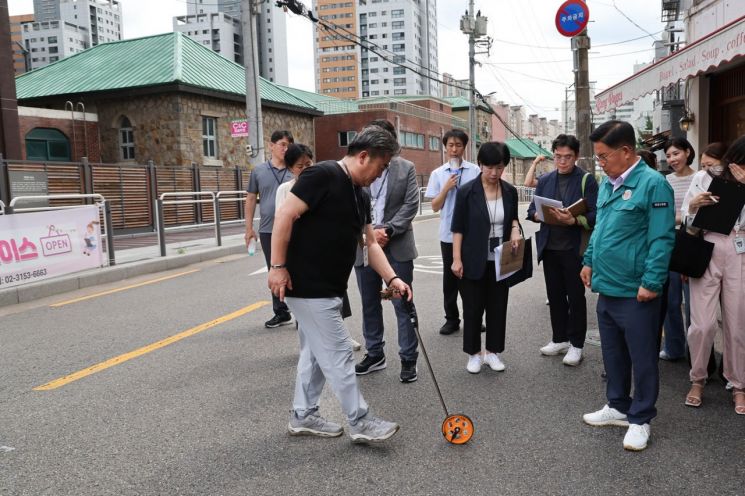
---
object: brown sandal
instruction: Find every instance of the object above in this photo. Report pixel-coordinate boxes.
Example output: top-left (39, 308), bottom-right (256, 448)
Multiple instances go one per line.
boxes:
top-left (733, 389), bottom-right (745, 415)
top-left (685, 381), bottom-right (705, 407)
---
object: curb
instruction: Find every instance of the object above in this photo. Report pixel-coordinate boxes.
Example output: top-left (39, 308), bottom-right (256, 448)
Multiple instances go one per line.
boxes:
top-left (0, 243), bottom-right (247, 308)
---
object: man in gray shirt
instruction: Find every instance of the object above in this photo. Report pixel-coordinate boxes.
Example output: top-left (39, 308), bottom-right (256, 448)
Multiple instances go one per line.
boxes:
top-left (245, 130), bottom-right (295, 328)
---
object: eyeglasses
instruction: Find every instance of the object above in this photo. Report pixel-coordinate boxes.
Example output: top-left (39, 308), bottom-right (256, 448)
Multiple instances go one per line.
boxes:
top-left (593, 147), bottom-right (625, 164)
top-left (553, 153), bottom-right (575, 163)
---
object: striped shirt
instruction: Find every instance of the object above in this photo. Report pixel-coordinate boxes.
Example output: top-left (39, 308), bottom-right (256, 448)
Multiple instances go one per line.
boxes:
top-left (666, 172), bottom-right (695, 213)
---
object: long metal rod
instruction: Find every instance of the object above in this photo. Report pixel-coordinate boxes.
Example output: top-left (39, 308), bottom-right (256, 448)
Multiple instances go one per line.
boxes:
top-left (402, 298), bottom-right (449, 417)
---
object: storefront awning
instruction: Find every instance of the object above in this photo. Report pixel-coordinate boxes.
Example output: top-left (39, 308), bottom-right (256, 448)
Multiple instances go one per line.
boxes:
top-left (595, 15), bottom-right (745, 113)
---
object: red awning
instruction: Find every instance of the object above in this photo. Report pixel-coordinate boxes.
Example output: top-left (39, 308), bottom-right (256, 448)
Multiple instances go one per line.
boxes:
top-left (595, 15), bottom-right (745, 113)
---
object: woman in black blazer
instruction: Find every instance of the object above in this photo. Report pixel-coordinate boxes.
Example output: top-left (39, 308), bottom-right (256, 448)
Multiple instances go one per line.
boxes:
top-left (451, 142), bottom-right (522, 374)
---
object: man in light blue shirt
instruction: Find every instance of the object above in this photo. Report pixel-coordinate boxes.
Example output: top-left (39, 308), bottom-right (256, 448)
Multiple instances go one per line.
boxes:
top-left (425, 129), bottom-right (480, 335)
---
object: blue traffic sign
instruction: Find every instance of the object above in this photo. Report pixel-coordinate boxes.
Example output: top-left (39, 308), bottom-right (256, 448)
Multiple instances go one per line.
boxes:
top-left (555, 0), bottom-right (590, 37)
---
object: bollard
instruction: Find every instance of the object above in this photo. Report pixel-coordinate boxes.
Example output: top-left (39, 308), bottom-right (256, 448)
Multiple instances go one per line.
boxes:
top-left (214, 196), bottom-right (222, 247)
top-left (103, 200), bottom-right (116, 266)
top-left (156, 198), bottom-right (166, 257)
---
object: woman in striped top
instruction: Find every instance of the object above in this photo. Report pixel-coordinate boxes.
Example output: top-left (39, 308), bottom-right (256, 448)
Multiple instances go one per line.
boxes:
top-left (660, 138), bottom-right (697, 362)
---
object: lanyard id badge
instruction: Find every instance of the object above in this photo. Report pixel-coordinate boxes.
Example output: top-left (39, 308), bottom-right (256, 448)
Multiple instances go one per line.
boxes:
top-left (734, 236), bottom-right (745, 255)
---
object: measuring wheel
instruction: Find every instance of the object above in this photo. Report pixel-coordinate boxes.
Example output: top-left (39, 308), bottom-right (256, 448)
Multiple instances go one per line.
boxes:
top-left (441, 414), bottom-right (474, 445)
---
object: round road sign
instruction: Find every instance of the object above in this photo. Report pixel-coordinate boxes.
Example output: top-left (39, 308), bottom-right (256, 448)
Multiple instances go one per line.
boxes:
top-left (555, 0), bottom-right (590, 37)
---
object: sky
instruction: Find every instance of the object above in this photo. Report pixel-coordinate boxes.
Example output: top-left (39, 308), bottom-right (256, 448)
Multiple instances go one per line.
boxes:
top-left (8, 0), bottom-right (667, 121)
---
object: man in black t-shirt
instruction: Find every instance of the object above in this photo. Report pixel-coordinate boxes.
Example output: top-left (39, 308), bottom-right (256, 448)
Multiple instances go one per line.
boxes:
top-left (269, 126), bottom-right (412, 443)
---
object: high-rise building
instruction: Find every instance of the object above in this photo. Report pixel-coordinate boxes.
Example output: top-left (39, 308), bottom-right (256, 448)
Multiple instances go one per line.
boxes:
top-left (440, 73), bottom-right (468, 99)
top-left (21, 0), bottom-right (122, 71)
top-left (10, 14), bottom-right (34, 74)
top-left (174, 0), bottom-right (288, 84)
top-left (314, 0), bottom-right (439, 99)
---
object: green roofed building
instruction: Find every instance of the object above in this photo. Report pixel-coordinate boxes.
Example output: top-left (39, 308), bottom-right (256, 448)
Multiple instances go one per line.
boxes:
top-left (14, 32), bottom-right (321, 166)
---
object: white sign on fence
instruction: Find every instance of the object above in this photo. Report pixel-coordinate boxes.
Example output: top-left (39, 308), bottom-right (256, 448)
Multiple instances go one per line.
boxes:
top-left (0, 205), bottom-right (104, 289)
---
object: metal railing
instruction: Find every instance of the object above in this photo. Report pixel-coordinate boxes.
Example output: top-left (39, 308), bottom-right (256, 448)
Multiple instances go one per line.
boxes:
top-left (155, 191), bottom-right (248, 256)
top-left (516, 186), bottom-right (536, 203)
top-left (8, 194), bottom-right (116, 266)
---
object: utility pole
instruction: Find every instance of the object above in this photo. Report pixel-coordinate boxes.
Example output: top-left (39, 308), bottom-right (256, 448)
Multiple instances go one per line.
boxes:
top-left (573, 22), bottom-right (592, 171)
top-left (460, 2), bottom-right (489, 161)
top-left (0, 0), bottom-right (22, 206)
top-left (241, 0), bottom-right (264, 168)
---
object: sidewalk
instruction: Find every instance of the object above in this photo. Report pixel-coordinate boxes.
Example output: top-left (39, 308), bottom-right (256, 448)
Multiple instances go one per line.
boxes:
top-left (0, 207), bottom-right (438, 307)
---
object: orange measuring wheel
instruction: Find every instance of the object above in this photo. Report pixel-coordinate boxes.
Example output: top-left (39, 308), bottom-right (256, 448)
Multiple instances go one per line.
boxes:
top-left (441, 414), bottom-right (474, 445)
top-left (381, 290), bottom-right (475, 445)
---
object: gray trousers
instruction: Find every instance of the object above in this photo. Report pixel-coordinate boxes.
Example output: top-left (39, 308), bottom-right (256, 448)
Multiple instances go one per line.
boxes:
top-left (286, 296), bottom-right (369, 424)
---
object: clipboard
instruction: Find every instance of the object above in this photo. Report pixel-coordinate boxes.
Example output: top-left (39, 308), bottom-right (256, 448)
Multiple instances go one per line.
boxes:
top-left (495, 238), bottom-right (524, 281)
top-left (533, 195), bottom-right (563, 222)
top-left (691, 176), bottom-right (745, 235)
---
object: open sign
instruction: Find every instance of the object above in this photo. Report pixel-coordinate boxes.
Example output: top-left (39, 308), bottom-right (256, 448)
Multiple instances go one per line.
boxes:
top-left (231, 119), bottom-right (250, 138)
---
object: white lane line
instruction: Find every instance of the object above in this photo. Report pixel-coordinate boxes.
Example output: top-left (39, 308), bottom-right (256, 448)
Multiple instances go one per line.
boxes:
top-left (0, 446), bottom-right (15, 453)
top-left (250, 266), bottom-right (268, 276)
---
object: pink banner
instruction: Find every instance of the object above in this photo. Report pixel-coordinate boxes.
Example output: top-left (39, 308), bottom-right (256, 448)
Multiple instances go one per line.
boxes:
top-left (0, 206), bottom-right (104, 289)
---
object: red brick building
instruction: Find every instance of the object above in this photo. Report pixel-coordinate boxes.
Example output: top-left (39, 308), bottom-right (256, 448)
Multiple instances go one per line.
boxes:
top-left (18, 106), bottom-right (101, 162)
top-left (313, 96), bottom-right (468, 180)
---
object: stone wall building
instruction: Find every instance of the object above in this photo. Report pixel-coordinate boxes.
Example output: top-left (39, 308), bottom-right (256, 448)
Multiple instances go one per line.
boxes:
top-left (14, 32), bottom-right (320, 168)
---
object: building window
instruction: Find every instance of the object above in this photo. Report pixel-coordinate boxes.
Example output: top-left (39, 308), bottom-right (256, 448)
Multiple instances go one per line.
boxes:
top-left (25, 128), bottom-right (71, 161)
top-left (338, 130), bottom-right (357, 147)
top-left (202, 116), bottom-right (217, 158)
top-left (119, 116), bottom-right (135, 160)
top-left (429, 136), bottom-right (441, 151)
top-left (401, 131), bottom-right (424, 149)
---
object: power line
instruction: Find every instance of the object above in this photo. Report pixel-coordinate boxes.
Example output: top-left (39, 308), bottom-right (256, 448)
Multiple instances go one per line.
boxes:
top-left (483, 64), bottom-right (570, 86)
top-left (491, 31), bottom-right (663, 50)
top-left (486, 46), bottom-right (654, 65)
top-left (610, 0), bottom-right (659, 42)
top-left (277, 0), bottom-right (550, 155)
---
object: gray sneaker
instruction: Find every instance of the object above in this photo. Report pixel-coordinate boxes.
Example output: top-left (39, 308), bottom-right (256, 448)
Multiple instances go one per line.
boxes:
top-left (349, 414), bottom-right (399, 443)
top-left (288, 412), bottom-right (343, 438)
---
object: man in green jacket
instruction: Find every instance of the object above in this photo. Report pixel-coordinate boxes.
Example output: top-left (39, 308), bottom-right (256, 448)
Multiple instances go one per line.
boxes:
top-left (579, 120), bottom-right (675, 452)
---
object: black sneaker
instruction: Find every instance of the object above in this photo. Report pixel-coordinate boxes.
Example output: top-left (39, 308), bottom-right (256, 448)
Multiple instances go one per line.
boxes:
top-left (400, 360), bottom-right (417, 383)
top-left (356, 354), bottom-right (386, 375)
top-left (439, 321), bottom-right (460, 335)
top-left (265, 313), bottom-right (293, 328)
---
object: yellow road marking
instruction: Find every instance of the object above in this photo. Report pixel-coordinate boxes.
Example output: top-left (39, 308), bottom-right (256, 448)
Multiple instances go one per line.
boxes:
top-left (50, 269), bottom-right (201, 307)
top-left (34, 301), bottom-right (269, 391)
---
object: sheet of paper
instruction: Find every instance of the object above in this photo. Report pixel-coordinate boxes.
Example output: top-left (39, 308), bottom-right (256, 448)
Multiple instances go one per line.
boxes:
top-left (533, 195), bottom-right (564, 222)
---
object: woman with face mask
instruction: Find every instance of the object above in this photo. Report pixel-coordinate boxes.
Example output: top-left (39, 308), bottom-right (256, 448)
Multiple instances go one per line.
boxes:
top-left (681, 136), bottom-right (745, 415)
top-left (659, 138), bottom-right (697, 361)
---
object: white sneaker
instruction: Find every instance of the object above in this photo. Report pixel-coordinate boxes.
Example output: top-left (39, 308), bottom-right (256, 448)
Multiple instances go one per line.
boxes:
top-left (563, 346), bottom-right (583, 366)
top-left (483, 352), bottom-right (505, 372)
top-left (540, 341), bottom-right (570, 356)
top-left (349, 338), bottom-right (362, 351)
top-left (582, 405), bottom-right (629, 427)
top-left (466, 354), bottom-right (483, 374)
top-left (623, 423), bottom-right (651, 451)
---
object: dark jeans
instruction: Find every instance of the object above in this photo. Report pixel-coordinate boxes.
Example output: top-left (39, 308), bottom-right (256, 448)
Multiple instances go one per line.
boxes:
top-left (440, 241), bottom-right (461, 324)
top-left (662, 270), bottom-right (691, 358)
top-left (459, 261), bottom-right (509, 355)
top-left (542, 249), bottom-right (587, 348)
top-left (597, 295), bottom-right (661, 425)
top-left (259, 232), bottom-right (290, 318)
top-left (354, 256), bottom-right (418, 362)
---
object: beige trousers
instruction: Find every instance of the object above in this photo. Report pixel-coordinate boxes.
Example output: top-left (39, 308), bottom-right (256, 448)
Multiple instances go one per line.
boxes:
top-left (688, 230), bottom-right (745, 389)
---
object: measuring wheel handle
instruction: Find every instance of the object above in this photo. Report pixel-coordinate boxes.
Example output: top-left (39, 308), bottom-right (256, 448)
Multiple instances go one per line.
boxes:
top-left (441, 414), bottom-right (474, 445)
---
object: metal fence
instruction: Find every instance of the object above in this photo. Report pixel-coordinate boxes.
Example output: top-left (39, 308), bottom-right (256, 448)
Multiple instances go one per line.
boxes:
top-left (1, 158), bottom-right (250, 234)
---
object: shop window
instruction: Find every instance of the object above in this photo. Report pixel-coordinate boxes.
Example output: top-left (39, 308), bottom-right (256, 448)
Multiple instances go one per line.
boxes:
top-left (25, 128), bottom-right (70, 161)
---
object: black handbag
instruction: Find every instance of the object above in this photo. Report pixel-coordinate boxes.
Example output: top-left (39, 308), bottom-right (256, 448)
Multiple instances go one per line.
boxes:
top-left (669, 222), bottom-right (714, 278)
top-left (506, 226), bottom-right (533, 287)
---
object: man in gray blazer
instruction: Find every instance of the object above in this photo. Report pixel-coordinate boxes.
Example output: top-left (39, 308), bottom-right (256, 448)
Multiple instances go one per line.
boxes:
top-left (354, 120), bottom-right (420, 383)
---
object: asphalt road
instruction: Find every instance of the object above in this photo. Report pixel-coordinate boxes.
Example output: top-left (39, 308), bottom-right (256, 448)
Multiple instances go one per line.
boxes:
top-left (1, 213), bottom-right (743, 496)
